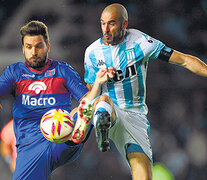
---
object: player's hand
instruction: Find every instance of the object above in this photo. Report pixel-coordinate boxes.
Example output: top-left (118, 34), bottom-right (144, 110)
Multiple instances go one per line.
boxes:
top-left (96, 67), bottom-right (115, 84)
top-left (0, 104), bottom-right (2, 109)
top-left (107, 67), bottom-right (116, 79)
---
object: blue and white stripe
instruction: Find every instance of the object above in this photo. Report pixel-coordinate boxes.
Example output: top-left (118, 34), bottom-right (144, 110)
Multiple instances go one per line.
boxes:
top-left (84, 29), bottom-right (165, 115)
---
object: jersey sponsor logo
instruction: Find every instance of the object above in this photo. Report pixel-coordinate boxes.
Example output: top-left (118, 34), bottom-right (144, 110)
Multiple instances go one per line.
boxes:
top-left (15, 77), bottom-right (67, 96)
top-left (108, 63), bottom-right (137, 83)
top-left (22, 74), bottom-right (35, 78)
top-left (22, 95), bottom-right (56, 106)
top-left (125, 49), bottom-right (136, 60)
top-left (97, 59), bottom-right (105, 68)
top-left (148, 39), bottom-right (153, 43)
top-left (28, 81), bottom-right (47, 94)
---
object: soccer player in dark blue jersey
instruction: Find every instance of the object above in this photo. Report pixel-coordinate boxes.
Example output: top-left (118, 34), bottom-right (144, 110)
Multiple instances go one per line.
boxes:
top-left (0, 20), bottom-right (114, 180)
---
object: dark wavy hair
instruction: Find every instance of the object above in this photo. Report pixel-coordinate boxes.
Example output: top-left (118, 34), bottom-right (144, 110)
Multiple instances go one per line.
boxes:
top-left (20, 20), bottom-right (49, 45)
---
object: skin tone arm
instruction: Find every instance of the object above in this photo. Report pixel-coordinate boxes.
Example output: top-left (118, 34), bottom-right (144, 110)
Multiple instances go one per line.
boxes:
top-left (0, 140), bottom-right (12, 157)
top-left (0, 105), bottom-right (15, 172)
top-left (86, 67), bottom-right (116, 91)
top-left (0, 140), bottom-right (16, 172)
top-left (86, 83), bottom-right (93, 91)
top-left (169, 50), bottom-right (207, 77)
top-left (84, 67), bottom-right (115, 99)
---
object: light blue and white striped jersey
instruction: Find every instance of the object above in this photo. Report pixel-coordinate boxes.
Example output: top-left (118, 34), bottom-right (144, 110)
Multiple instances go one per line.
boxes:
top-left (84, 29), bottom-right (165, 115)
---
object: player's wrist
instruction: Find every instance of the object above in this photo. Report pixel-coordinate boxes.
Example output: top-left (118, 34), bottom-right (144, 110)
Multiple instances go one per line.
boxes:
top-left (94, 78), bottom-right (102, 87)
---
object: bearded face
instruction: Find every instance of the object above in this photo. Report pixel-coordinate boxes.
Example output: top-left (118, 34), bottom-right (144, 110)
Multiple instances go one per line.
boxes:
top-left (23, 35), bottom-right (50, 70)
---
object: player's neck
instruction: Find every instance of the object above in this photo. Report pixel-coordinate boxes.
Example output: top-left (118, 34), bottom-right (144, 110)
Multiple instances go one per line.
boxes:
top-left (102, 30), bottom-right (126, 46)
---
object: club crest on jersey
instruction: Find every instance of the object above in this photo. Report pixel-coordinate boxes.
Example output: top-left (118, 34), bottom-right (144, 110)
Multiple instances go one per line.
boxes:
top-left (45, 69), bottom-right (55, 77)
top-left (125, 49), bottom-right (136, 60)
top-left (28, 81), bottom-right (47, 94)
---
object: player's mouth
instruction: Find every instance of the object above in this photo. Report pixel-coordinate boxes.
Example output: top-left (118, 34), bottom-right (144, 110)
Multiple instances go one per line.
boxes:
top-left (104, 34), bottom-right (111, 40)
top-left (30, 57), bottom-right (40, 62)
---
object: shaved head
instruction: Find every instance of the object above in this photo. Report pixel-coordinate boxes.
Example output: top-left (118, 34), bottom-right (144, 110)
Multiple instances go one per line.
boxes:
top-left (100, 3), bottom-right (128, 45)
top-left (102, 3), bottom-right (128, 21)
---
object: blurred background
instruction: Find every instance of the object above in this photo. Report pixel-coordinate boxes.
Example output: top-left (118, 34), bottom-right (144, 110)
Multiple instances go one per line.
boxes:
top-left (0, 0), bottom-right (207, 179)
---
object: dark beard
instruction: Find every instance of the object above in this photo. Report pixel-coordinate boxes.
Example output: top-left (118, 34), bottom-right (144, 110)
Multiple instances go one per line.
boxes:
top-left (113, 30), bottom-right (125, 45)
top-left (26, 57), bottom-right (47, 69)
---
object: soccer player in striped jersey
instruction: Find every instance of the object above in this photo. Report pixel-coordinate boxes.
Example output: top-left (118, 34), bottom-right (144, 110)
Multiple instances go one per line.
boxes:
top-left (83, 3), bottom-right (207, 180)
top-left (0, 20), bottom-right (113, 180)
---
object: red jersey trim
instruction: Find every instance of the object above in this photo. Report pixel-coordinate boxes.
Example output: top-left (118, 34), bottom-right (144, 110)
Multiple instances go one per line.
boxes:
top-left (15, 77), bottom-right (68, 96)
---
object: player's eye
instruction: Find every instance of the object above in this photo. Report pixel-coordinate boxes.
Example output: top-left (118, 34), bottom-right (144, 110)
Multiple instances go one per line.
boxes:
top-left (36, 45), bottom-right (42, 49)
top-left (109, 22), bottom-right (115, 26)
top-left (36, 43), bottom-right (44, 49)
top-left (25, 45), bottom-right (32, 49)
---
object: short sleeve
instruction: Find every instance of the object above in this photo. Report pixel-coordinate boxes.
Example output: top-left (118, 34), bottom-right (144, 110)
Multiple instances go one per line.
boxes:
top-left (84, 48), bottom-right (99, 85)
top-left (0, 65), bottom-right (15, 96)
top-left (141, 33), bottom-right (165, 60)
top-left (62, 64), bottom-right (88, 102)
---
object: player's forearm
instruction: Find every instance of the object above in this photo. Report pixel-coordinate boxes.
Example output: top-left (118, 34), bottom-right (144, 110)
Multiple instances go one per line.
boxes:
top-left (183, 55), bottom-right (207, 77)
top-left (84, 79), bottom-right (101, 100)
top-left (170, 50), bottom-right (207, 77)
top-left (0, 141), bottom-right (12, 157)
top-left (82, 67), bottom-right (115, 100)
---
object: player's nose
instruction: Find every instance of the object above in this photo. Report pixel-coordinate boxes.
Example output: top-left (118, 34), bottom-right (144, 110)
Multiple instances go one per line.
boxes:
top-left (103, 24), bottom-right (110, 33)
top-left (31, 47), bottom-right (37, 56)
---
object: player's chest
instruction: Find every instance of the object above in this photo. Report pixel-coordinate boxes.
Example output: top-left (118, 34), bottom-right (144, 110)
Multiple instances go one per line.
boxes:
top-left (15, 69), bottom-right (67, 96)
top-left (95, 44), bottom-right (144, 69)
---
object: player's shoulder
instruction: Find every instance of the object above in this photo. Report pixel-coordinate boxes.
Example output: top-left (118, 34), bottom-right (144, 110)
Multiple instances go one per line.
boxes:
top-left (127, 28), bottom-right (161, 45)
top-left (7, 61), bottom-right (25, 69)
top-left (51, 59), bottom-right (72, 69)
top-left (85, 38), bottom-right (102, 53)
top-left (51, 59), bottom-right (78, 76)
top-left (5, 62), bottom-right (26, 74)
top-left (127, 28), bottom-right (143, 35)
top-left (127, 29), bottom-right (147, 40)
top-left (51, 59), bottom-right (66, 66)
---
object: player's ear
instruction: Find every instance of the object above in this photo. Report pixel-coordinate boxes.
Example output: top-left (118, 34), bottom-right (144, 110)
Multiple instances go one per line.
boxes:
top-left (22, 45), bottom-right (25, 54)
top-left (122, 20), bottom-right (128, 30)
top-left (47, 43), bottom-right (50, 52)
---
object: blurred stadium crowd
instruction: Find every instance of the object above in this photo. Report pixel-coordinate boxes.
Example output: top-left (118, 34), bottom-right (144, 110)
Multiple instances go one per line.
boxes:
top-left (0, 0), bottom-right (207, 179)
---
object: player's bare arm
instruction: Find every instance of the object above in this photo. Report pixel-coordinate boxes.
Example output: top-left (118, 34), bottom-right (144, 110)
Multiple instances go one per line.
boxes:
top-left (84, 67), bottom-right (115, 100)
top-left (0, 141), bottom-right (12, 158)
top-left (169, 50), bottom-right (207, 77)
top-left (86, 67), bottom-right (116, 91)
top-left (86, 83), bottom-right (93, 91)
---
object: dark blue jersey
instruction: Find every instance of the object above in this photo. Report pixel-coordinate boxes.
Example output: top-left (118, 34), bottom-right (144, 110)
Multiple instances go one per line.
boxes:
top-left (0, 59), bottom-right (88, 146)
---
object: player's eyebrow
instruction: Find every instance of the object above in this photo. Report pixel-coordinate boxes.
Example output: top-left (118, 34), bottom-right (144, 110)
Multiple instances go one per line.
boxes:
top-left (25, 41), bottom-right (44, 46)
top-left (100, 19), bottom-right (116, 23)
